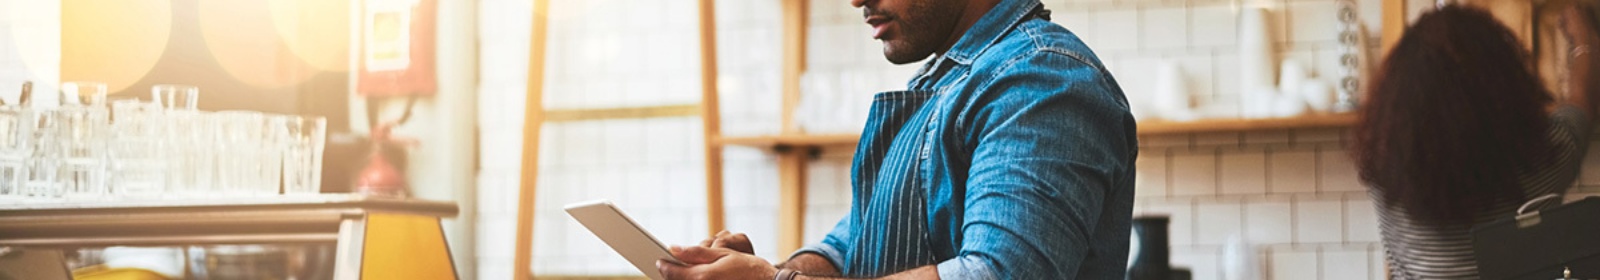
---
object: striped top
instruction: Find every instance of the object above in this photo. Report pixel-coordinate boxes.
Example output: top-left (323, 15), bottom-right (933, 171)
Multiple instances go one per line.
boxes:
top-left (1373, 105), bottom-right (1592, 279)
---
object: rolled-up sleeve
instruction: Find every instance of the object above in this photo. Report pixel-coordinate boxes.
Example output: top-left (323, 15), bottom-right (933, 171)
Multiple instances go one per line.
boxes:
top-left (791, 209), bottom-right (854, 270)
top-left (937, 51), bottom-right (1133, 279)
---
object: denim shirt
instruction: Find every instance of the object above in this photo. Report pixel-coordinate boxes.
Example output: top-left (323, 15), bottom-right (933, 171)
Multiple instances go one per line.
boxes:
top-left (791, 0), bottom-right (1137, 279)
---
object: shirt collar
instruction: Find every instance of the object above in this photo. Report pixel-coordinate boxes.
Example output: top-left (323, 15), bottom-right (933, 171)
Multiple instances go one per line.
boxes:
top-left (937, 0), bottom-right (1042, 65)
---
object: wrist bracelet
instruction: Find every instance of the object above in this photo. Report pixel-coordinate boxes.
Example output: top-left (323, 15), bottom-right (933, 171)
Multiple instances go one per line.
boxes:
top-left (774, 268), bottom-right (801, 280)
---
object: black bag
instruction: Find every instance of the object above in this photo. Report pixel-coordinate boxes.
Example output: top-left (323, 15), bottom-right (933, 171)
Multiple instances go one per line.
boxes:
top-left (1473, 196), bottom-right (1600, 279)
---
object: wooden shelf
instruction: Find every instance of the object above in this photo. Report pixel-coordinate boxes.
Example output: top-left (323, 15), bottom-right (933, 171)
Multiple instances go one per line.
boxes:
top-left (1136, 113), bottom-right (1358, 135)
top-left (712, 114), bottom-right (1358, 149)
top-left (716, 133), bottom-right (860, 148)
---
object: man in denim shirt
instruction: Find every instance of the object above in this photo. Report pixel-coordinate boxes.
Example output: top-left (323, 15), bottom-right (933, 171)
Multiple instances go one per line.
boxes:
top-left (657, 0), bottom-right (1135, 279)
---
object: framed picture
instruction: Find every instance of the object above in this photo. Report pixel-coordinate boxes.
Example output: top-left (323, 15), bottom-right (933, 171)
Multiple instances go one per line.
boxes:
top-left (357, 0), bottom-right (436, 96)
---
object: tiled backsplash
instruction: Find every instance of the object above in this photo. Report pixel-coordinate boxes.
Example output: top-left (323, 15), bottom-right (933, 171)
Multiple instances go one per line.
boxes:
top-left (1136, 129), bottom-right (1384, 280)
top-left (1048, 0), bottom-right (1383, 120)
top-left (1137, 129), bottom-right (1600, 280)
top-left (476, 0), bottom-right (1600, 279)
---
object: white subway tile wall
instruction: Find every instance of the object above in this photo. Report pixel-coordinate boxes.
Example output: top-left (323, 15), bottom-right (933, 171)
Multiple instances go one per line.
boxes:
top-left (1134, 152), bottom-right (1168, 197)
top-left (1268, 250), bottom-right (1318, 280)
top-left (716, 0), bottom-right (783, 137)
top-left (1243, 199), bottom-right (1293, 244)
top-left (1219, 149), bottom-right (1267, 195)
top-left (0, 0), bottom-right (60, 99)
top-left (1321, 247), bottom-right (1373, 280)
top-left (1294, 197), bottom-right (1345, 244)
top-left (478, 0), bottom-right (722, 276)
top-left (1195, 199), bottom-right (1244, 246)
top-left (474, 0), bottom-right (1600, 279)
top-left (1169, 149), bottom-right (1219, 196)
top-left (1268, 146), bottom-right (1318, 194)
top-left (1171, 247), bottom-right (1221, 280)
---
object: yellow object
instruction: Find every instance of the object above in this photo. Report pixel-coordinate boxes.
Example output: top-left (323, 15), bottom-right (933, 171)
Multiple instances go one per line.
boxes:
top-left (361, 213), bottom-right (458, 280)
top-left (72, 266), bottom-right (170, 280)
top-left (61, 0), bottom-right (173, 94)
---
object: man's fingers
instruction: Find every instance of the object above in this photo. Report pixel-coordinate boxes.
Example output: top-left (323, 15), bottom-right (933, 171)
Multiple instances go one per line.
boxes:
top-left (725, 233), bottom-right (754, 254)
top-left (672, 245), bottom-right (733, 265)
top-left (703, 231), bottom-right (754, 254)
top-left (656, 260), bottom-right (692, 280)
top-left (700, 230), bottom-right (731, 248)
top-left (709, 230), bottom-right (732, 247)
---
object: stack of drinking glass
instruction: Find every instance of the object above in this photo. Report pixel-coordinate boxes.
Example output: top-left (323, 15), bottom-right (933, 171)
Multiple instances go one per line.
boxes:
top-left (0, 83), bottom-right (327, 202)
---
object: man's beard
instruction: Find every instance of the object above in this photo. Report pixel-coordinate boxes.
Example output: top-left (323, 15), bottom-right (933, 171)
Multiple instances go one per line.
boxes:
top-left (878, 0), bottom-right (962, 65)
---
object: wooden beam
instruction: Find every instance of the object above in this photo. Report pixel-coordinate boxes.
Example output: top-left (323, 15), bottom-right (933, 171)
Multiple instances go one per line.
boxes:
top-left (781, 0), bottom-right (808, 134)
top-left (1381, 0), bottom-right (1406, 54)
top-left (716, 134), bottom-right (860, 148)
top-left (698, 0), bottom-right (727, 237)
top-left (775, 151), bottom-right (807, 258)
top-left (543, 104), bottom-right (701, 122)
top-left (775, 0), bottom-right (811, 258)
top-left (513, 0), bottom-right (550, 279)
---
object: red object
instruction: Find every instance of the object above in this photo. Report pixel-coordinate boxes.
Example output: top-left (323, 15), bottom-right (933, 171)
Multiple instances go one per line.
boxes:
top-left (356, 0), bottom-right (437, 96)
top-left (355, 150), bottom-right (407, 197)
top-left (354, 123), bottom-right (410, 197)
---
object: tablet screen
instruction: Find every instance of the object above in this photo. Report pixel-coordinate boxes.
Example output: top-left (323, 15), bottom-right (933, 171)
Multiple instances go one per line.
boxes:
top-left (564, 200), bottom-right (682, 280)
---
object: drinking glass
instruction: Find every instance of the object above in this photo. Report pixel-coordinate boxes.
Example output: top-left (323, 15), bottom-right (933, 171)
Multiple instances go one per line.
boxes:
top-left (54, 82), bottom-right (110, 199)
top-left (152, 85), bottom-right (202, 195)
top-left (152, 85), bottom-right (199, 111)
top-left (57, 106), bottom-right (109, 200)
top-left (109, 100), bottom-right (167, 197)
top-left (214, 111), bottom-right (272, 196)
top-left (165, 110), bottom-right (213, 196)
top-left (23, 108), bottom-right (62, 198)
top-left (259, 115), bottom-right (285, 195)
top-left (277, 115), bottom-right (326, 195)
top-left (0, 105), bottom-right (27, 200)
top-left (60, 82), bottom-right (108, 107)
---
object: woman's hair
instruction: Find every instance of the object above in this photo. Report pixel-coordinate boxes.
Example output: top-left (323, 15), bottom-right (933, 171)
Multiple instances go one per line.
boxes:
top-left (1352, 5), bottom-right (1554, 223)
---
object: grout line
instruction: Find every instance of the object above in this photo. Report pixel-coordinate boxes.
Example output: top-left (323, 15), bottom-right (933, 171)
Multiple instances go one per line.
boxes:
top-left (1313, 144), bottom-right (1324, 193)
top-left (1315, 245), bottom-right (1325, 280)
top-left (1213, 147), bottom-right (1223, 198)
top-left (1340, 195), bottom-right (1350, 245)
top-left (1289, 195), bottom-right (1300, 244)
top-left (1265, 146), bottom-right (1276, 194)
top-left (1187, 198), bottom-right (1200, 247)
top-left (1165, 148), bottom-right (1176, 199)
top-left (1264, 247), bottom-right (1275, 279)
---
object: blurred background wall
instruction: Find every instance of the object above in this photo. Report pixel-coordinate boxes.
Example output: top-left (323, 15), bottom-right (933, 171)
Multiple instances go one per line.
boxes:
top-left (48, 0), bottom-right (480, 278)
top-left (6, 0), bottom-right (1599, 279)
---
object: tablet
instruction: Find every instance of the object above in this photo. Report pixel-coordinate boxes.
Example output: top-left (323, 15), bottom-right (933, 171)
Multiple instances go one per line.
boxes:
top-left (564, 199), bottom-right (683, 280)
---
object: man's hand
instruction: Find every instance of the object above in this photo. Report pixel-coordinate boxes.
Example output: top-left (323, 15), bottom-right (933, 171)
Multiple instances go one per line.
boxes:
top-left (656, 246), bottom-right (777, 280)
top-left (1565, 1), bottom-right (1600, 116)
top-left (1564, 2), bottom-right (1600, 47)
top-left (696, 230), bottom-right (755, 255)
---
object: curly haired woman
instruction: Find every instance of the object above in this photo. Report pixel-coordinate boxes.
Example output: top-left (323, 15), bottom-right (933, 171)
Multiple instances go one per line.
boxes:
top-left (1352, 4), bottom-right (1600, 279)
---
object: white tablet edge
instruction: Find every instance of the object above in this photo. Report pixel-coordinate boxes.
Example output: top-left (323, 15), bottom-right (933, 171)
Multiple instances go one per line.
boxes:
top-left (564, 199), bottom-right (683, 280)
